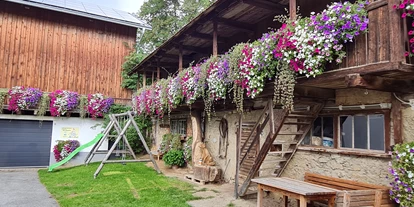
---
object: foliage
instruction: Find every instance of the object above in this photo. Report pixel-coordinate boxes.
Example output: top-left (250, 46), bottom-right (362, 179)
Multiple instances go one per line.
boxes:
top-left (37, 93), bottom-right (50, 117)
top-left (163, 149), bottom-right (185, 167)
top-left (121, 50), bottom-right (146, 90)
top-left (183, 136), bottom-right (193, 164)
top-left (8, 86), bottom-right (42, 112)
top-left (389, 142), bottom-right (414, 206)
top-left (102, 104), bottom-right (152, 154)
top-left (87, 93), bottom-right (114, 119)
top-left (0, 89), bottom-right (8, 114)
top-left (38, 163), bottom-right (198, 207)
top-left (53, 140), bottom-right (80, 162)
top-left (138, 0), bottom-right (214, 52)
top-left (133, 1), bottom-right (370, 118)
top-left (78, 95), bottom-right (88, 118)
top-left (49, 90), bottom-right (79, 116)
top-left (394, 0), bottom-right (414, 57)
top-left (159, 133), bottom-right (173, 154)
top-left (170, 134), bottom-right (182, 150)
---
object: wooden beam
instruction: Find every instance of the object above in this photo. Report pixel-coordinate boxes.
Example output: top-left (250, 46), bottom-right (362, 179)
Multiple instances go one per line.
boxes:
top-left (151, 72), bottom-right (155, 84)
top-left (289, 0), bottom-right (296, 20)
top-left (215, 17), bottom-right (255, 32)
top-left (179, 44), bottom-right (209, 54)
top-left (242, 0), bottom-right (286, 13)
top-left (297, 62), bottom-right (400, 86)
top-left (345, 73), bottom-right (414, 94)
top-left (179, 44), bottom-right (183, 71)
top-left (392, 95), bottom-right (403, 145)
top-left (213, 21), bottom-right (218, 57)
top-left (188, 32), bottom-right (226, 43)
top-left (156, 53), bottom-right (192, 61)
top-left (235, 113), bottom-right (242, 198)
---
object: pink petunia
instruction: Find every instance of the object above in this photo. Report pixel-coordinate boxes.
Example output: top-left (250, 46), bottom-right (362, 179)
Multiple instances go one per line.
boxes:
top-left (409, 31), bottom-right (414, 35)
top-left (402, 13), bottom-right (407, 18)
top-left (393, 4), bottom-right (397, 9)
top-left (400, 3), bottom-right (406, 9)
top-left (405, 51), bottom-right (410, 57)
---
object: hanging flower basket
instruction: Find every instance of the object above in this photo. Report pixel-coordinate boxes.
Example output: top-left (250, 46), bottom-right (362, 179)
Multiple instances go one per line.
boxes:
top-left (8, 86), bottom-right (43, 112)
top-left (49, 90), bottom-right (79, 116)
top-left (53, 140), bottom-right (80, 162)
top-left (87, 93), bottom-right (114, 119)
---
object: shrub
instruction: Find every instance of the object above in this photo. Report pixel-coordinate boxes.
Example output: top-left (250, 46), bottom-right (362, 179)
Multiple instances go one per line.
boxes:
top-left (183, 137), bottom-right (193, 165)
top-left (389, 142), bottom-right (414, 205)
top-left (163, 149), bottom-right (185, 167)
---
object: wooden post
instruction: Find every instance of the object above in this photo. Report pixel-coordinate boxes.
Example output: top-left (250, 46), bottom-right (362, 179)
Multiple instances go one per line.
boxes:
top-left (283, 196), bottom-right (288, 207)
top-left (235, 113), bottom-right (242, 198)
top-left (151, 72), bottom-right (155, 84)
top-left (299, 196), bottom-right (306, 207)
top-left (392, 95), bottom-right (403, 145)
top-left (136, 73), bottom-right (140, 91)
top-left (143, 71), bottom-right (146, 87)
top-left (179, 44), bottom-right (183, 71)
top-left (289, 0), bottom-right (296, 20)
top-left (157, 59), bottom-right (160, 81)
top-left (257, 184), bottom-right (264, 207)
top-left (213, 21), bottom-right (218, 57)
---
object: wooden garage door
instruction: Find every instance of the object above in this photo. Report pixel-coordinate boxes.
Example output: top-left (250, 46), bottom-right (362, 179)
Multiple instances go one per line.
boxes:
top-left (0, 120), bottom-right (53, 167)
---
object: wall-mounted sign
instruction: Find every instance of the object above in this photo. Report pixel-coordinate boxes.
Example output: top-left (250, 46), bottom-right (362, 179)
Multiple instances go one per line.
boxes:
top-left (60, 127), bottom-right (79, 139)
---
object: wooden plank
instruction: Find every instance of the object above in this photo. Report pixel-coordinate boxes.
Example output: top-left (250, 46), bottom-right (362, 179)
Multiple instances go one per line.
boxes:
top-left (304, 173), bottom-right (389, 190)
top-left (388, 0), bottom-right (405, 62)
top-left (25, 9), bottom-right (37, 88)
top-left (378, 6), bottom-right (389, 62)
top-left (367, 8), bottom-right (378, 64)
top-left (10, 7), bottom-right (22, 87)
top-left (17, 11), bottom-right (29, 86)
top-left (289, 0), bottom-right (296, 20)
top-left (0, 5), bottom-right (6, 86)
top-left (46, 13), bottom-right (56, 91)
top-left (58, 17), bottom-right (68, 90)
top-left (257, 184), bottom-right (263, 207)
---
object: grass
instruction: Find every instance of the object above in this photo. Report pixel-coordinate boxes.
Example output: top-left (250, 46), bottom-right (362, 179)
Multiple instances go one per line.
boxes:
top-left (227, 202), bottom-right (235, 207)
top-left (38, 163), bottom-right (199, 207)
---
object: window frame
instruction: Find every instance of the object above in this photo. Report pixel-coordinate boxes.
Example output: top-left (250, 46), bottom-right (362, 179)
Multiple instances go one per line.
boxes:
top-left (300, 109), bottom-right (391, 156)
top-left (170, 119), bottom-right (187, 136)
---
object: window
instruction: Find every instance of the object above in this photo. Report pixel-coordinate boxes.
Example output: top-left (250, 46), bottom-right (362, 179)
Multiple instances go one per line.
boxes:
top-left (302, 111), bottom-right (389, 153)
top-left (340, 114), bottom-right (385, 151)
top-left (170, 119), bottom-right (187, 136)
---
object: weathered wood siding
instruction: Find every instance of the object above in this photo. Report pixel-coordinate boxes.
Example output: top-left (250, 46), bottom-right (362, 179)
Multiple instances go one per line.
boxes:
top-left (0, 1), bottom-right (136, 99)
top-left (325, 0), bottom-right (406, 71)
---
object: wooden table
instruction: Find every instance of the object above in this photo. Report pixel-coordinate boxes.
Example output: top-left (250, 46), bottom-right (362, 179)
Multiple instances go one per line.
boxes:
top-left (252, 177), bottom-right (338, 207)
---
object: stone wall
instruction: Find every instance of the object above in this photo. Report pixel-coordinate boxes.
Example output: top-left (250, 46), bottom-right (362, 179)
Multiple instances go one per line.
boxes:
top-left (281, 151), bottom-right (391, 186)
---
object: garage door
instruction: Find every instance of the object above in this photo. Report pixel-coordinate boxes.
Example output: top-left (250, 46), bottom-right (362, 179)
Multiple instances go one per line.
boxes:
top-left (0, 120), bottom-right (53, 167)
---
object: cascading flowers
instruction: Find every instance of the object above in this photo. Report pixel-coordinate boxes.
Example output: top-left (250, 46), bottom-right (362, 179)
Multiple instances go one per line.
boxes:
top-left (132, 0), bottom-right (369, 117)
top-left (53, 140), bottom-right (80, 162)
top-left (182, 64), bottom-right (205, 104)
top-left (206, 57), bottom-right (230, 100)
top-left (389, 142), bottom-right (414, 206)
top-left (154, 79), bottom-right (169, 118)
top-left (49, 90), bottom-right (79, 116)
top-left (8, 86), bottom-right (43, 112)
top-left (87, 93), bottom-right (114, 119)
top-left (395, 0), bottom-right (414, 57)
top-left (167, 76), bottom-right (183, 109)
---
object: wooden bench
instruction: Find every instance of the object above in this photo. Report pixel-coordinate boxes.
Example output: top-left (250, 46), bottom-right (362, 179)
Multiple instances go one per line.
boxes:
top-left (304, 173), bottom-right (395, 207)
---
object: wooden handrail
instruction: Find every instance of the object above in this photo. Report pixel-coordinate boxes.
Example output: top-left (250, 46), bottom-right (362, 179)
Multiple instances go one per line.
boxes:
top-left (239, 102), bottom-right (269, 157)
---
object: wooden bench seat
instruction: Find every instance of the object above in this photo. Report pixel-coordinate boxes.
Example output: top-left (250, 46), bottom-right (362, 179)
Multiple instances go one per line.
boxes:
top-left (304, 173), bottom-right (395, 207)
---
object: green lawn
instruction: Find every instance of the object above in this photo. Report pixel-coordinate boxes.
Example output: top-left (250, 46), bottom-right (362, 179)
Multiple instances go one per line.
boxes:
top-left (38, 163), bottom-right (198, 207)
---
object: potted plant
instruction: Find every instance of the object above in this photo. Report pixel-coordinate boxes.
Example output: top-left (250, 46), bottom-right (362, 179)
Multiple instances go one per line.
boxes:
top-left (163, 149), bottom-right (185, 169)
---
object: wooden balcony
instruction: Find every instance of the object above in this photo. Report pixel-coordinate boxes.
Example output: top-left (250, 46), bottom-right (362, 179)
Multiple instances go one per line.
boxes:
top-left (299, 0), bottom-right (414, 93)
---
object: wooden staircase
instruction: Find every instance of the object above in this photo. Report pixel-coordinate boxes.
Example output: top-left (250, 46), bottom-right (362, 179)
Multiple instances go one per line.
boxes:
top-left (236, 100), bottom-right (324, 197)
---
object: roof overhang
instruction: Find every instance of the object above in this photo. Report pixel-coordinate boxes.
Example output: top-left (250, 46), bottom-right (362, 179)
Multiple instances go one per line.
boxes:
top-left (4, 0), bottom-right (151, 29)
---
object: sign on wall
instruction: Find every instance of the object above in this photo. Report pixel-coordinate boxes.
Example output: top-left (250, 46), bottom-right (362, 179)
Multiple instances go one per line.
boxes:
top-left (60, 127), bottom-right (80, 139)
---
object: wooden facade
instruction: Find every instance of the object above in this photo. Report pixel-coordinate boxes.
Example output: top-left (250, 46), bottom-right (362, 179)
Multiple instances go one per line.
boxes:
top-left (0, 1), bottom-right (136, 100)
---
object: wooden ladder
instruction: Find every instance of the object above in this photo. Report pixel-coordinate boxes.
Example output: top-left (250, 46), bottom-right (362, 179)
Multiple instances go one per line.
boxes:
top-left (236, 100), bottom-right (324, 197)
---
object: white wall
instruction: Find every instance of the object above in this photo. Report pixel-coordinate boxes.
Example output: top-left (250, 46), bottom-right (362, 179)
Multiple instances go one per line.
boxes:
top-left (0, 114), bottom-right (108, 166)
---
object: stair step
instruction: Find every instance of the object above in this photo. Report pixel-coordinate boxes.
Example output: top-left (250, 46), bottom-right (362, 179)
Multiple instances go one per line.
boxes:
top-left (283, 121), bottom-right (311, 125)
top-left (278, 131), bottom-right (304, 135)
top-left (265, 158), bottom-right (287, 163)
top-left (287, 114), bottom-right (314, 119)
top-left (273, 140), bottom-right (298, 145)
top-left (268, 151), bottom-right (294, 155)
